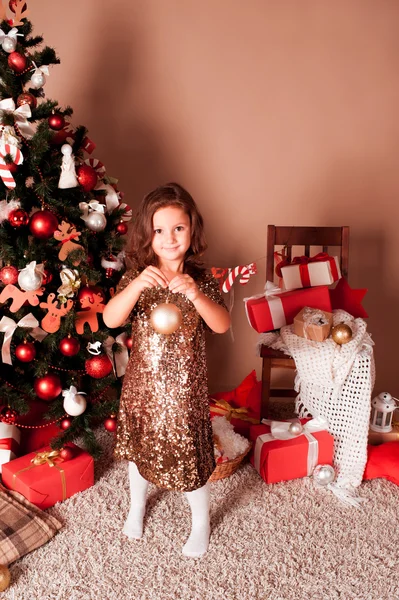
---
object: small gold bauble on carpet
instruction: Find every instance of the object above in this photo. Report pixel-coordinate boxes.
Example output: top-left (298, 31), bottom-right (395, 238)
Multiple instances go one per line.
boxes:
top-left (150, 303), bottom-right (182, 335)
top-left (0, 564), bottom-right (11, 591)
top-left (331, 323), bottom-right (352, 345)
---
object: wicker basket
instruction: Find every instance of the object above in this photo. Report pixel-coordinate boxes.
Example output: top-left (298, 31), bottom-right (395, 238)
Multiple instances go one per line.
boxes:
top-left (209, 442), bottom-right (252, 482)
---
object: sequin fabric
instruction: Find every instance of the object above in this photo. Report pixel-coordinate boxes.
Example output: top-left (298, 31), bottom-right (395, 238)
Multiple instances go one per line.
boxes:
top-left (114, 267), bottom-right (226, 492)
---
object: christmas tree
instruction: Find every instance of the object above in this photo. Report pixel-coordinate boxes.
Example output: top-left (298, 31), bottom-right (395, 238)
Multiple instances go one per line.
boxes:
top-left (0, 2), bottom-right (131, 457)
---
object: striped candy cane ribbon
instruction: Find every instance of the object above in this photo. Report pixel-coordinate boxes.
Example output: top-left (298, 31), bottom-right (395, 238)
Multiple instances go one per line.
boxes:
top-left (222, 262), bottom-right (257, 293)
top-left (0, 142), bottom-right (23, 188)
top-left (84, 158), bottom-right (106, 177)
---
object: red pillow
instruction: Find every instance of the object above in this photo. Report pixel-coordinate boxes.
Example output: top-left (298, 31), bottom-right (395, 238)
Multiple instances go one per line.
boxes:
top-left (211, 370), bottom-right (260, 418)
top-left (363, 442), bottom-right (399, 485)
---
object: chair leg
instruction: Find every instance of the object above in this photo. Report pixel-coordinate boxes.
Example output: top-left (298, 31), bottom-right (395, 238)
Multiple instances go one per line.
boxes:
top-left (261, 357), bottom-right (272, 421)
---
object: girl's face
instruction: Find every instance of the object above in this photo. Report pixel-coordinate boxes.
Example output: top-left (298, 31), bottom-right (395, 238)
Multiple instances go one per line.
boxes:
top-left (151, 205), bottom-right (191, 267)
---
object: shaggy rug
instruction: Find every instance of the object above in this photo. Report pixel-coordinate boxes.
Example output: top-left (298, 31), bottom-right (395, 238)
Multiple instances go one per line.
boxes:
top-left (3, 416), bottom-right (399, 600)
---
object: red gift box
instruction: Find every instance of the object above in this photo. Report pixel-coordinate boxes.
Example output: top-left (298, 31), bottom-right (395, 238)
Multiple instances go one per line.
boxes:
top-left (20, 424), bottom-right (62, 455)
top-left (249, 419), bottom-right (334, 484)
top-left (0, 422), bottom-right (20, 472)
top-left (244, 285), bottom-right (332, 333)
top-left (2, 444), bottom-right (94, 509)
top-left (16, 400), bottom-right (61, 454)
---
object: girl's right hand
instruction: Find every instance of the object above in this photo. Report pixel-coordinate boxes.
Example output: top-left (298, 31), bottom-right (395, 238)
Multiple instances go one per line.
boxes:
top-left (135, 266), bottom-right (169, 292)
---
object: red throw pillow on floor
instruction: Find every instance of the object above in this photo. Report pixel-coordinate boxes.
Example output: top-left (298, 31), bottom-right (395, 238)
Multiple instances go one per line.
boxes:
top-left (211, 370), bottom-right (260, 415)
top-left (363, 442), bottom-right (399, 485)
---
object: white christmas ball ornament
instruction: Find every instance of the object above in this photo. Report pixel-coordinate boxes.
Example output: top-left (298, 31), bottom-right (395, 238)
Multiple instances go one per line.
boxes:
top-left (85, 212), bottom-right (107, 232)
top-left (150, 303), bottom-right (182, 335)
top-left (31, 70), bottom-right (46, 89)
top-left (63, 392), bottom-right (87, 417)
top-left (288, 422), bottom-right (303, 436)
top-left (2, 37), bottom-right (17, 53)
top-left (313, 464), bottom-right (336, 486)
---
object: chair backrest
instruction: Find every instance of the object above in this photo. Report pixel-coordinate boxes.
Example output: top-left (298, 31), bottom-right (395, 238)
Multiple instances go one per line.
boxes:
top-left (266, 225), bottom-right (349, 283)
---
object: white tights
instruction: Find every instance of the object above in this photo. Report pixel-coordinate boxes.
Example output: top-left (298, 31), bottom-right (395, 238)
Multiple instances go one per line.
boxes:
top-left (123, 461), bottom-right (210, 557)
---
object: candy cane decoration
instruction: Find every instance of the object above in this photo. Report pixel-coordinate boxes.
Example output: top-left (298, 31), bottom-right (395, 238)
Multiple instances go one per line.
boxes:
top-left (0, 142), bottom-right (23, 189)
top-left (84, 158), bottom-right (106, 177)
top-left (222, 262), bottom-right (257, 293)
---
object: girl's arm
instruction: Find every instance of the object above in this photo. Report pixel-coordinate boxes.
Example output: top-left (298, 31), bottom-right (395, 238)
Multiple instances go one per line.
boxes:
top-left (168, 274), bottom-right (230, 334)
top-left (191, 292), bottom-right (230, 333)
top-left (103, 266), bottom-right (168, 328)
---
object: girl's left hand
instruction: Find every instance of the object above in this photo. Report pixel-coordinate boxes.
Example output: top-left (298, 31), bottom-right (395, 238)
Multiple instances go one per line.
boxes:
top-left (169, 274), bottom-right (200, 302)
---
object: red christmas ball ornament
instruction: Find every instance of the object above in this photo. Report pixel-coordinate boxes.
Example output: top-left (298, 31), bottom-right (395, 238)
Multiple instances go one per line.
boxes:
top-left (85, 355), bottom-right (113, 379)
top-left (48, 113), bottom-right (65, 131)
top-left (8, 52), bottom-right (27, 73)
top-left (77, 285), bottom-right (106, 308)
top-left (104, 417), bottom-right (117, 432)
top-left (17, 92), bottom-right (37, 109)
top-left (76, 164), bottom-right (98, 192)
top-left (60, 417), bottom-right (72, 430)
top-left (59, 446), bottom-right (74, 461)
top-left (9, 0), bottom-right (27, 12)
top-left (115, 221), bottom-right (128, 236)
top-left (125, 337), bottom-right (133, 350)
top-left (59, 336), bottom-right (80, 357)
top-left (15, 341), bottom-right (36, 362)
top-left (1, 407), bottom-right (18, 424)
top-left (42, 268), bottom-right (53, 285)
top-left (0, 265), bottom-right (18, 285)
top-left (29, 210), bottom-right (59, 239)
top-left (8, 208), bottom-right (29, 228)
top-left (34, 374), bottom-right (62, 401)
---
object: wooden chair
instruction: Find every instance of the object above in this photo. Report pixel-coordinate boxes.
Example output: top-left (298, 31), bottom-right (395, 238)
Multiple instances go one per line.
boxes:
top-left (260, 225), bottom-right (349, 420)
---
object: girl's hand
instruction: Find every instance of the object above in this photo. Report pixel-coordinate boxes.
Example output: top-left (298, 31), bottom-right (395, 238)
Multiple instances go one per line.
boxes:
top-left (169, 274), bottom-right (200, 302)
top-left (135, 266), bottom-right (169, 292)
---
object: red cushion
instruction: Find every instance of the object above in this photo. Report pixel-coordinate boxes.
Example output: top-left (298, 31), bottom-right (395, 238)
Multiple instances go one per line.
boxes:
top-left (363, 442), bottom-right (399, 485)
top-left (211, 370), bottom-right (260, 418)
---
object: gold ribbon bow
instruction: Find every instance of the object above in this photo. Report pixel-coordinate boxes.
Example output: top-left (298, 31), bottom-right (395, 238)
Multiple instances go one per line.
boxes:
top-left (31, 449), bottom-right (63, 467)
top-left (210, 398), bottom-right (259, 424)
top-left (13, 449), bottom-right (67, 502)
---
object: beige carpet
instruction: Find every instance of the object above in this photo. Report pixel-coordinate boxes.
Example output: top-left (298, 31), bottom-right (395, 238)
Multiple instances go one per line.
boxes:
top-left (3, 423), bottom-right (399, 600)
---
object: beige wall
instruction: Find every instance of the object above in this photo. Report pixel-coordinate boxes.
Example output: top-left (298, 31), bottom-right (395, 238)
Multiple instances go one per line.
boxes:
top-left (31, 0), bottom-right (399, 395)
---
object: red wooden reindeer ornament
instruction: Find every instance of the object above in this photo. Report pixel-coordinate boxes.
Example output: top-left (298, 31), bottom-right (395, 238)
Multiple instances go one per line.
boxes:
top-left (0, 284), bottom-right (44, 312)
top-left (40, 293), bottom-right (73, 333)
top-left (75, 293), bottom-right (105, 334)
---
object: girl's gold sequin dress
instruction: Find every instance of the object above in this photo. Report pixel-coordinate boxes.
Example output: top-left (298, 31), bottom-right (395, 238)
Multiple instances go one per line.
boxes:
top-left (114, 267), bottom-right (225, 492)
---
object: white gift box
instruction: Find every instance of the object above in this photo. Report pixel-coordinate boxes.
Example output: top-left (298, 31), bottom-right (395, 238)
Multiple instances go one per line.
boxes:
top-left (281, 255), bottom-right (341, 291)
top-left (0, 422), bottom-right (21, 473)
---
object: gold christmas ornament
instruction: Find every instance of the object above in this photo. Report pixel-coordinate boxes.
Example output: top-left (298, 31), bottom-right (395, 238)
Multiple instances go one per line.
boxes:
top-left (331, 323), bottom-right (352, 345)
top-left (0, 565), bottom-right (11, 592)
top-left (150, 302), bottom-right (182, 335)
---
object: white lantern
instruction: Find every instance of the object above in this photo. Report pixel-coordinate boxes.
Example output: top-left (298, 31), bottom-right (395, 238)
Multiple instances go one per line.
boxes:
top-left (370, 392), bottom-right (398, 433)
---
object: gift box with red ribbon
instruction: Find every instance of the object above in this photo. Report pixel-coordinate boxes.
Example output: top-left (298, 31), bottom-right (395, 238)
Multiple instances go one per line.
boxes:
top-left (280, 253), bottom-right (341, 291)
top-left (0, 422), bottom-right (20, 473)
top-left (244, 283), bottom-right (332, 333)
top-left (2, 444), bottom-right (94, 509)
top-left (249, 418), bottom-right (334, 484)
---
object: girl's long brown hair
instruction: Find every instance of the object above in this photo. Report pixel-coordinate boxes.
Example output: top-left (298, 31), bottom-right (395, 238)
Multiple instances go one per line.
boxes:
top-left (129, 183), bottom-right (207, 275)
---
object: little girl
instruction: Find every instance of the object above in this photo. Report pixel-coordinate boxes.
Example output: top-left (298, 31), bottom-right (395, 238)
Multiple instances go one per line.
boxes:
top-left (103, 183), bottom-right (230, 558)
